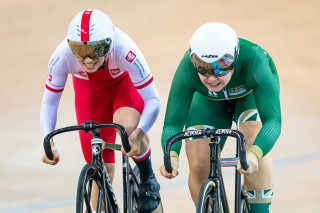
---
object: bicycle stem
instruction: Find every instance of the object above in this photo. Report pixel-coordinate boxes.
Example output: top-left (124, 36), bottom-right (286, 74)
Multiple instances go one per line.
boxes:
top-left (208, 139), bottom-right (220, 179)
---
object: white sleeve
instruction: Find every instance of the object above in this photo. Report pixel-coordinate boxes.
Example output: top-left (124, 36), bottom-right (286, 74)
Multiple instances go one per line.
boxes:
top-left (40, 40), bottom-right (71, 137)
top-left (40, 90), bottom-right (62, 137)
top-left (137, 81), bottom-right (161, 134)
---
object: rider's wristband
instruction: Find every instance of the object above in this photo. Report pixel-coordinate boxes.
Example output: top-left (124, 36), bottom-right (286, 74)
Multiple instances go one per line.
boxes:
top-left (170, 151), bottom-right (179, 159)
top-left (247, 145), bottom-right (263, 160)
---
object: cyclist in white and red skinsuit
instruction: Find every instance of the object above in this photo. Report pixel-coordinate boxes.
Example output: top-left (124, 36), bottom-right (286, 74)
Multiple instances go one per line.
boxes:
top-left (40, 9), bottom-right (161, 213)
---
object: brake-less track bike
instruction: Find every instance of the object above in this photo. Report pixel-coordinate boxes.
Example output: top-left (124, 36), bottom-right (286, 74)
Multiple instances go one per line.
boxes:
top-left (44, 120), bottom-right (163, 213)
top-left (163, 128), bottom-right (250, 213)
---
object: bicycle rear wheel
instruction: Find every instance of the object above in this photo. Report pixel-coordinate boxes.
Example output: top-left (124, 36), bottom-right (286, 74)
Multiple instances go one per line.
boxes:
top-left (76, 163), bottom-right (109, 213)
top-left (128, 165), bottom-right (164, 213)
top-left (197, 179), bottom-right (223, 213)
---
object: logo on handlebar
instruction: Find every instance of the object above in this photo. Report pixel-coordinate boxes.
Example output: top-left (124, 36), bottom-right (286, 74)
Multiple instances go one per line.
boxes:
top-left (184, 130), bottom-right (202, 137)
top-left (216, 129), bottom-right (232, 134)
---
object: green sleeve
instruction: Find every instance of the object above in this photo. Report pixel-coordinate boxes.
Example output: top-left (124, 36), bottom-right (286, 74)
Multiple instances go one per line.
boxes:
top-left (249, 49), bottom-right (282, 157)
top-left (161, 53), bottom-right (195, 155)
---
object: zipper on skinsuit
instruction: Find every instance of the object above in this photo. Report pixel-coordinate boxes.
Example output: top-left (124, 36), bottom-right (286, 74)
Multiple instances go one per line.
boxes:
top-left (223, 87), bottom-right (229, 100)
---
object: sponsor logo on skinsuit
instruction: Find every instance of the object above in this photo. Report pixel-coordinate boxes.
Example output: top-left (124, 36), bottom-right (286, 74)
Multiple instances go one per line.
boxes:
top-left (126, 51), bottom-right (136, 62)
top-left (228, 85), bottom-right (246, 96)
top-left (110, 68), bottom-right (121, 75)
top-left (208, 91), bottom-right (218, 97)
top-left (49, 57), bottom-right (60, 73)
top-left (78, 71), bottom-right (88, 78)
top-left (133, 58), bottom-right (145, 79)
top-left (47, 74), bottom-right (52, 82)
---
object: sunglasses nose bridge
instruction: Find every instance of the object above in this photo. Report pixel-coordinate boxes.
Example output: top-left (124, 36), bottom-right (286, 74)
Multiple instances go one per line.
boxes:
top-left (207, 73), bottom-right (218, 80)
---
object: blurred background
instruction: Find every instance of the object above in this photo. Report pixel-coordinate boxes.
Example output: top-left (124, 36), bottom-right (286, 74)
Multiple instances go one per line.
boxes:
top-left (1, 0), bottom-right (319, 212)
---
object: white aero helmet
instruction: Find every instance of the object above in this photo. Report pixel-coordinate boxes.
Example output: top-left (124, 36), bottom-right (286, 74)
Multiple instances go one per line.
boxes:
top-left (67, 9), bottom-right (115, 60)
top-left (190, 22), bottom-right (239, 77)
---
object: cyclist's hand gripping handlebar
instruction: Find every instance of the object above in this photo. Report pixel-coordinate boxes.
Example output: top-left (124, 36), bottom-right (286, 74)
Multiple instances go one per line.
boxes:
top-left (163, 128), bottom-right (249, 173)
top-left (44, 121), bottom-right (130, 161)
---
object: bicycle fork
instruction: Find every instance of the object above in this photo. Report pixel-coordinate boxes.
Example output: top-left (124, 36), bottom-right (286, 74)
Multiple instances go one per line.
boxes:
top-left (91, 129), bottom-right (120, 213)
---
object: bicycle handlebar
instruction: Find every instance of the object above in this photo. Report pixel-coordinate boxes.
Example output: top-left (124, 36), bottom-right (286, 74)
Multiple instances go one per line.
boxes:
top-left (44, 121), bottom-right (130, 161)
top-left (163, 128), bottom-right (248, 173)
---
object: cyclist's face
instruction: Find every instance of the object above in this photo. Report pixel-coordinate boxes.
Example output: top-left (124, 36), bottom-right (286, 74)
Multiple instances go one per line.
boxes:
top-left (198, 70), bottom-right (232, 92)
top-left (78, 56), bottom-right (106, 73)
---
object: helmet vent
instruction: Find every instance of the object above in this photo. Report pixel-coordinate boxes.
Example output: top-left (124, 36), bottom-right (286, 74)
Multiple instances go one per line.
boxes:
top-left (89, 24), bottom-right (95, 36)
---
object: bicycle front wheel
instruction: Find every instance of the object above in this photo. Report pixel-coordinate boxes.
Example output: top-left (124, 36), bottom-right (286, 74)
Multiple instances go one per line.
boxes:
top-left (128, 166), bottom-right (164, 213)
top-left (240, 189), bottom-right (250, 213)
top-left (76, 163), bottom-right (109, 213)
top-left (197, 179), bottom-right (223, 213)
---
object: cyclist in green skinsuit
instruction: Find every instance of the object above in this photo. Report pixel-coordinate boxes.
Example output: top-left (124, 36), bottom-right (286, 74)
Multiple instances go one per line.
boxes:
top-left (159, 22), bottom-right (281, 212)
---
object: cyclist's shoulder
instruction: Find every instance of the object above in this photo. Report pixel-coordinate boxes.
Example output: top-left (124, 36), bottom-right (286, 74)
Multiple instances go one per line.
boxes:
top-left (112, 26), bottom-right (139, 54)
top-left (51, 38), bottom-right (73, 56)
top-left (48, 38), bottom-right (77, 74)
top-left (238, 37), bottom-right (266, 56)
top-left (237, 37), bottom-right (271, 72)
top-left (110, 26), bottom-right (148, 67)
top-left (176, 50), bottom-right (195, 72)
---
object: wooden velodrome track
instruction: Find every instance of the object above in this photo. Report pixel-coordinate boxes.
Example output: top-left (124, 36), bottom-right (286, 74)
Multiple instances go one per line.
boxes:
top-left (1, 0), bottom-right (319, 212)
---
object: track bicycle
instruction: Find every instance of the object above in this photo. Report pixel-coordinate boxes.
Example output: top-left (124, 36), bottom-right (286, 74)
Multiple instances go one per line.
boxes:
top-left (44, 120), bottom-right (163, 213)
top-left (163, 128), bottom-right (250, 213)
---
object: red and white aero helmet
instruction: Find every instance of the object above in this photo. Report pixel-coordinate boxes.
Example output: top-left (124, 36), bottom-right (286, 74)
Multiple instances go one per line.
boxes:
top-left (67, 9), bottom-right (115, 60)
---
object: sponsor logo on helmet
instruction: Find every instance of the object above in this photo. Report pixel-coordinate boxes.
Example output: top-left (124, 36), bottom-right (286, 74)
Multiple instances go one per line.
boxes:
top-left (126, 51), bottom-right (136, 62)
top-left (201, 55), bottom-right (218, 58)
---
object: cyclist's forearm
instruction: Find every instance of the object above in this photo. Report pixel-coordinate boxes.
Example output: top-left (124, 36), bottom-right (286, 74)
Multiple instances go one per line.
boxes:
top-left (40, 103), bottom-right (58, 137)
top-left (40, 89), bottom-right (62, 137)
top-left (137, 97), bottom-right (161, 134)
top-left (250, 118), bottom-right (281, 159)
top-left (161, 126), bottom-right (183, 156)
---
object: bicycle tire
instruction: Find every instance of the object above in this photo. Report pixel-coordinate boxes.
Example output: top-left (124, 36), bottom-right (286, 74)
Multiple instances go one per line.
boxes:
top-left (240, 189), bottom-right (250, 213)
top-left (240, 199), bottom-right (250, 213)
top-left (128, 165), bottom-right (164, 213)
top-left (76, 163), bottom-right (110, 213)
top-left (197, 179), bottom-right (224, 213)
